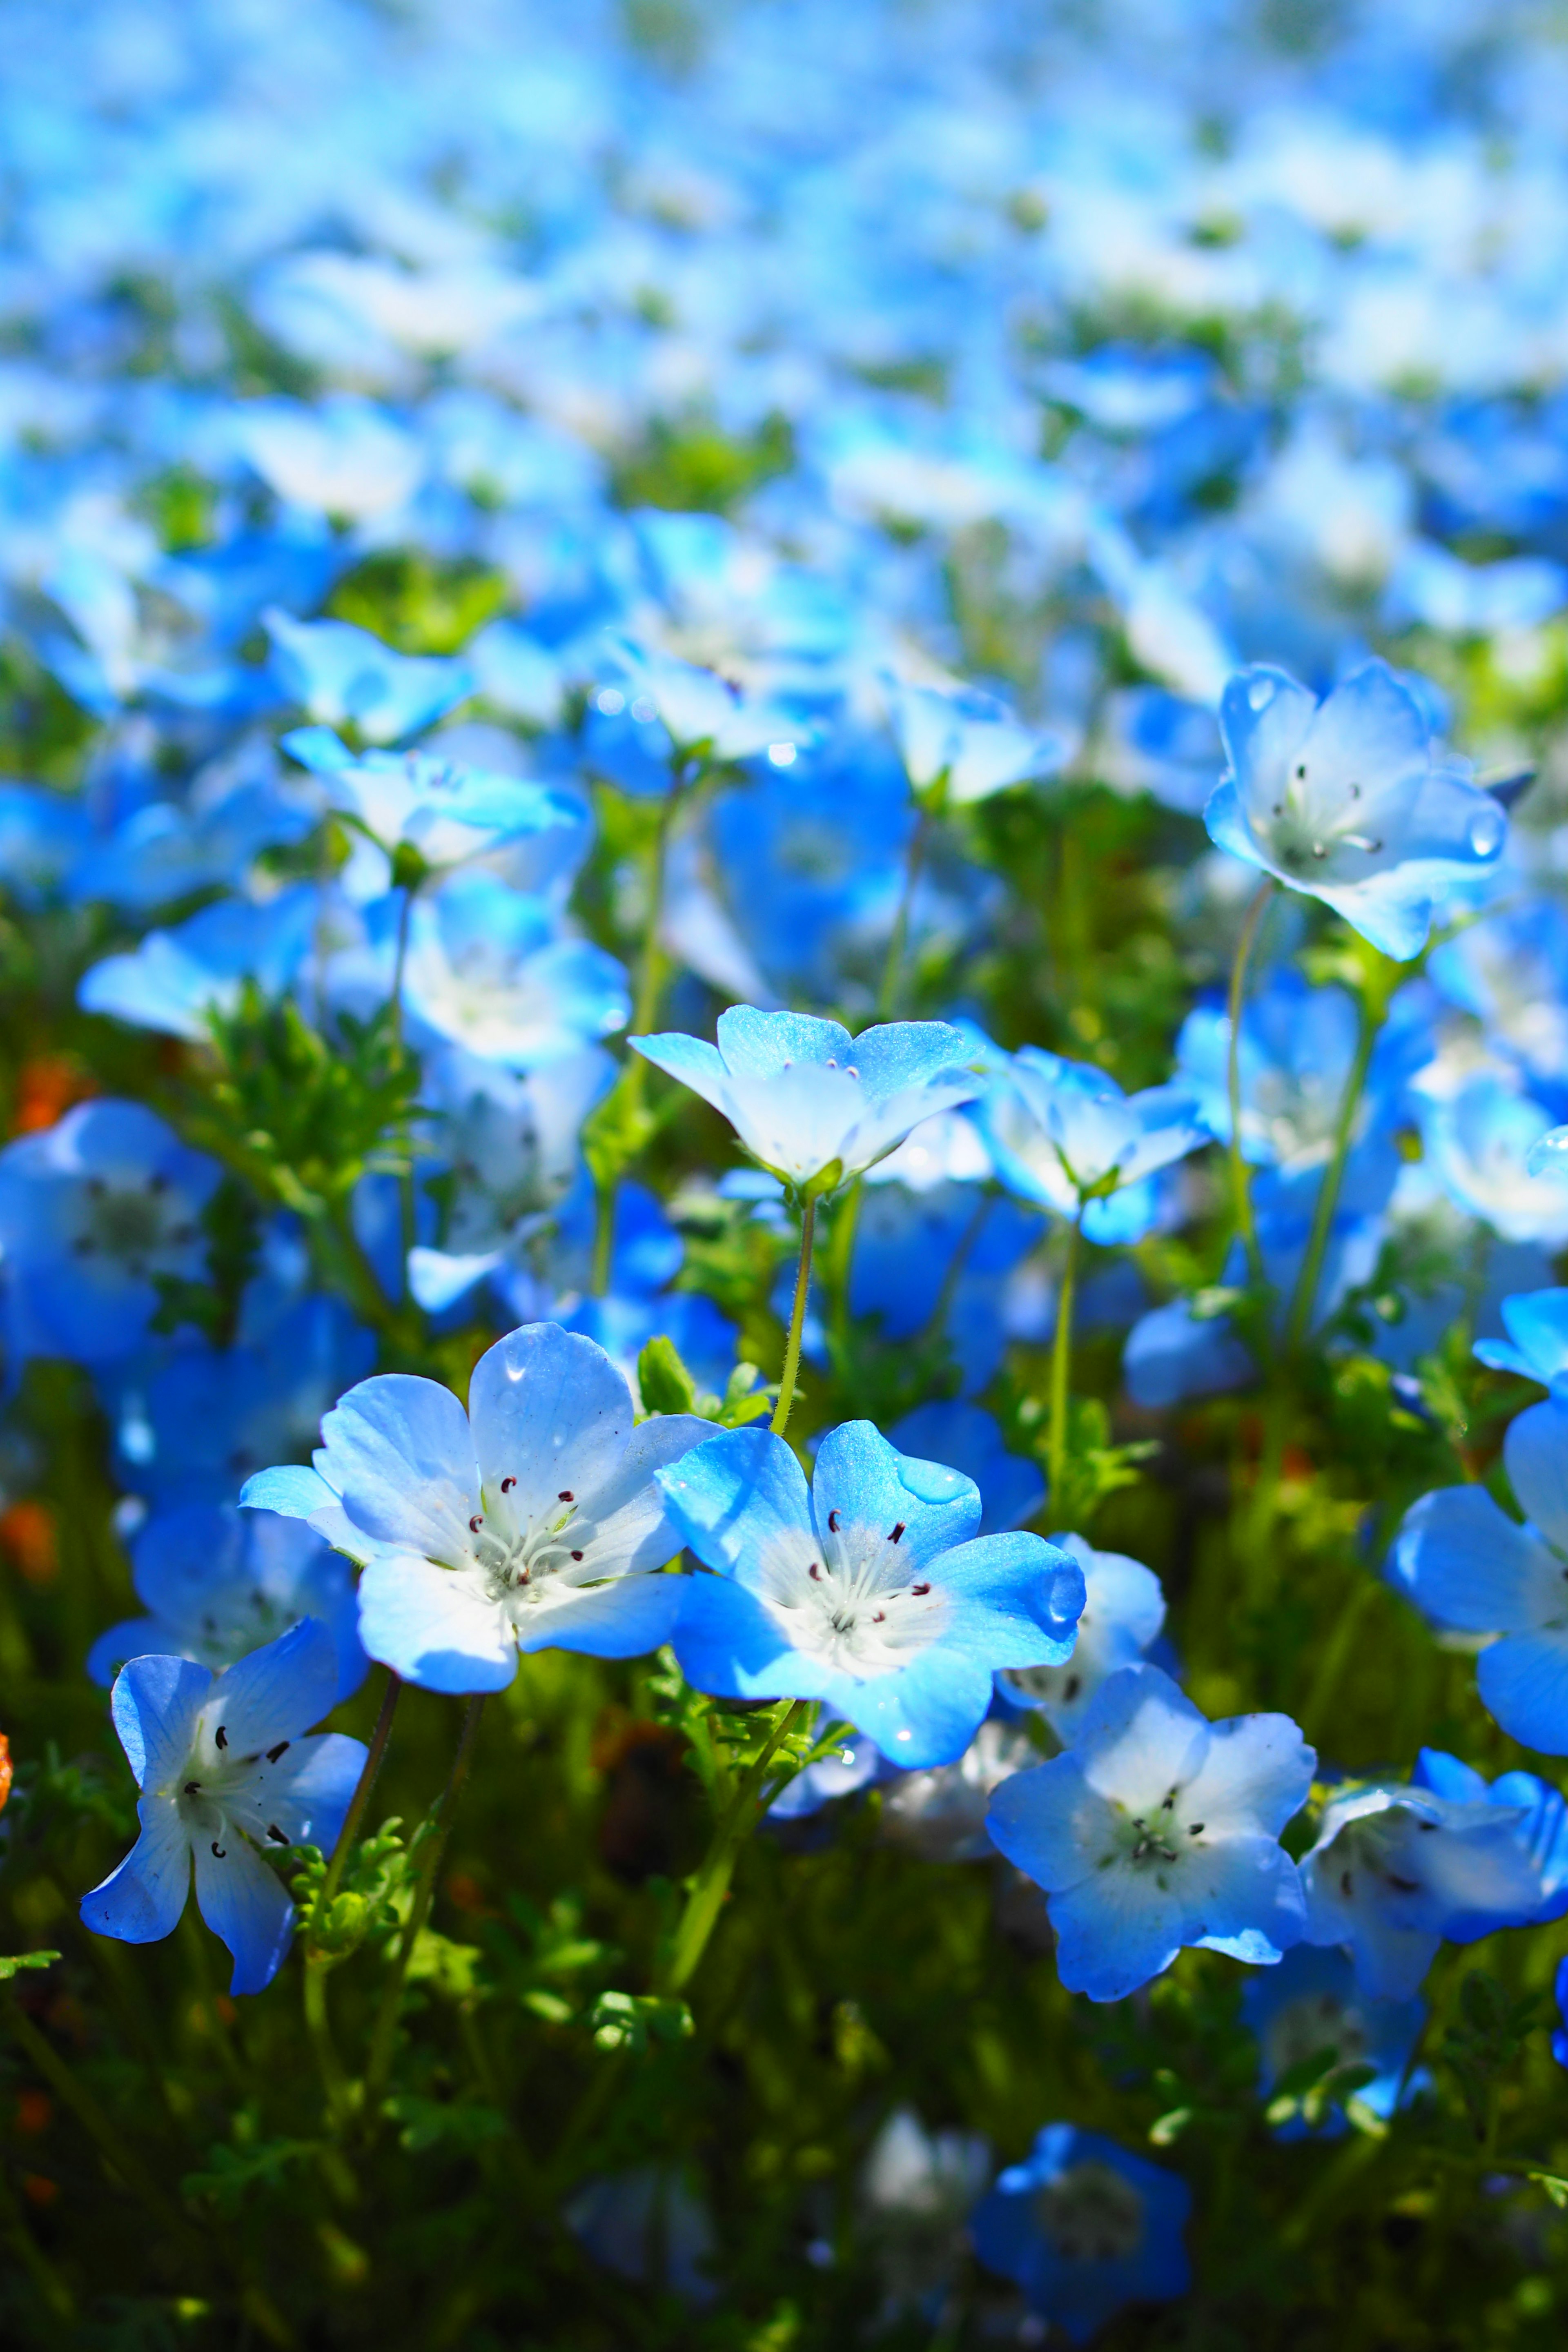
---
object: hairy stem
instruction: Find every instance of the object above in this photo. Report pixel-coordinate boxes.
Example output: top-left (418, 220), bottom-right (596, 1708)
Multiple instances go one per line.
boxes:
top-left (1227, 879), bottom-right (1274, 1292)
top-left (771, 1197), bottom-right (818, 1437)
top-left (656, 1699), bottom-right (808, 1995)
top-left (1046, 1212), bottom-right (1081, 1512)
top-left (876, 805), bottom-right (931, 1021)
top-left (1284, 1003), bottom-right (1379, 1359)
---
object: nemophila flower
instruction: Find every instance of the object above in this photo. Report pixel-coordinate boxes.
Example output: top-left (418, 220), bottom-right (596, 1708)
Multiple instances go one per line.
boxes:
top-left (1241, 1945), bottom-right (1427, 2138)
top-left (630, 1008), bottom-right (982, 1200)
top-left (1412, 1748), bottom-right (1568, 1923)
top-left (0, 1100), bottom-right (219, 1366)
top-left (87, 1502), bottom-right (366, 1702)
top-left (79, 1621), bottom-right (366, 1995)
top-left (880, 1718), bottom-right (1040, 1863)
top-left (998, 1535), bottom-right (1167, 1738)
top-left (1473, 1285), bottom-right (1568, 1392)
top-left (978, 1049), bottom-right (1208, 1245)
top-left (563, 2165), bottom-right (717, 2306)
top-left (859, 2108), bottom-right (990, 2320)
top-left (885, 678), bottom-right (1071, 806)
top-left (1205, 659), bottom-right (1507, 960)
top-left (657, 1421), bottom-right (1085, 1768)
top-left (236, 394), bottom-right (425, 522)
top-left (598, 639), bottom-right (802, 768)
top-left (266, 612), bottom-right (472, 746)
top-left (78, 884), bottom-right (320, 1041)
top-left (887, 1401), bottom-right (1044, 1536)
top-left (1416, 1072), bottom-right (1568, 1245)
top-left (985, 1665), bottom-right (1313, 2001)
top-left (283, 724), bottom-right (583, 874)
top-left (1426, 897), bottom-right (1568, 1115)
top-left (851, 1181), bottom-right (1039, 1396)
top-left (1389, 1399), bottom-right (1568, 1753)
top-left (242, 1322), bottom-right (712, 1692)
top-left (969, 2123), bottom-right (1191, 2344)
top-left (401, 873), bottom-right (630, 1070)
top-left (1299, 1783), bottom-right (1546, 2000)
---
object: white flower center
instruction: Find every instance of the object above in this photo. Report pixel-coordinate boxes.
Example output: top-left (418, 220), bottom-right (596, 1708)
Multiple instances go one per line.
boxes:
top-left (756, 1516), bottom-right (944, 1676)
top-left (70, 1173), bottom-right (197, 1277)
top-left (1034, 2162), bottom-right (1145, 2263)
top-left (467, 1480), bottom-right (599, 1615)
top-left (1097, 1782), bottom-right (1209, 1893)
top-left (1265, 1991), bottom-right (1368, 2082)
top-left (172, 1718), bottom-right (296, 1857)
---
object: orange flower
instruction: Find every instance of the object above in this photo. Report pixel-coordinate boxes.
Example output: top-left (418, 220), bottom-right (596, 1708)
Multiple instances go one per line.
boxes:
top-left (0, 1501), bottom-right (57, 1587)
top-left (9, 1055), bottom-right (97, 1137)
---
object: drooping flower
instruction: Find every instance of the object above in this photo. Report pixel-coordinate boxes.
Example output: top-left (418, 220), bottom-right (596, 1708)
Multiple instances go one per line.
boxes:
top-left (1241, 1944), bottom-right (1427, 2139)
top-left (0, 1100), bottom-right (220, 1366)
top-left (1204, 659), bottom-right (1507, 960)
top-left (1411, 1748), bottom-right (1568, 1922)
top-left (978, 1048), bottom-right (1209, 1245)
top-left (998, 1535), bottom-right (1167, 1738)
top-left (969, 2123), bottom-right (1192, 2345)
top-left (87, 1502), bottom-right (367, 1703)
top-left (1298, 1782), bottom-right (1546, 2000)
top-left (657, 1420), bottom-right (1085, 1768)
top-left (630, 1007), bottom-right (982, 1200)
top-left (242, 1322), bottom-right (712, 1692)
top-left (985, 1665), bottom-right (1314, 2001)
top-left (79, 1621), bottom-right (366, 1994)
top-left (1389, 1398), bottom-right (1568, 1753)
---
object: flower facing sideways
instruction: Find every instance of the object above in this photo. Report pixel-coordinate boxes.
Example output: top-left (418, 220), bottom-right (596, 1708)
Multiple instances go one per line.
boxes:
top-left (242, 1322), bottom-right (713, 1692)
top-left (986, 1665), bottom-right (1314, 2002)
top-left (969, 2123), bottom-right (1191, 2345)
top-left (658, 1420), bottom-right (1085, 1768)
top-left (80, 1620), bottom-right (366, 1994)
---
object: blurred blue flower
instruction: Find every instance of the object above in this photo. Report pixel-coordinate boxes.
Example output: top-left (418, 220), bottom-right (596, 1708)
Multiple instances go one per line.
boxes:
top-left (1473, 1285), bottom-right (1568, 1393)
top-left (1241, 1945), bottom-right (1427, 2138)
top-left (659, 1420), bottom-right (1083, 1768)
top-left (267, 611), bottom-right (472, 745)
top-left (79, 885), bottom-right (320, 1041)
top-left (885, 677), bottom-right (1071, 806)
top-left (969, 2123), bottom-right (1191, 2344)
top-left (1412, 1748), bottom-right (1568, 1924)
top-left (1417, 1072), bottom-right (1568, 1244)
top-left (978, 1049), bottom-right (1208, 1245)
top-left (402, 873), bottom-right (629, 1071)
top-left (886, 1400), bottom-right (1043, 1535)
top-left (79, 1620), bottom-right (367, 1995)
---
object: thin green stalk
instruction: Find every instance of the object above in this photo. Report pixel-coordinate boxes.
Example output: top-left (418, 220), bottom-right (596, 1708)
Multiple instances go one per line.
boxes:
top-left (876, 805), bottom-right (931, 1020)
top-left (655, 1698), bottom-right (808, 1995)
top-left (1227, 879), bottom-right (1274, 1291)
top-left (361, 1694), bottom-right (486, 2110)
top-left (3, 1993), bottom-right (196, 2248)
top-left (1283, 1003), bottom-right (1379, 1359)
top-left (391, 884), bottom-right (417, 1277)
top-left (304, 1958), bottom-right (352, 2128)
top-left (1046, 1212), bottom-right (1081, 1511)
top-left (1299, 1574), bottom-right (1379, 1741)
top-left (824, 1177), bottom-right (864, 1370)
top-left (771, 1197), bottom-right (817, 1437)
top-left (0, 2159), bottom-right (75, 2323)
top-left (311, 1670), bottom-right (402, 1931)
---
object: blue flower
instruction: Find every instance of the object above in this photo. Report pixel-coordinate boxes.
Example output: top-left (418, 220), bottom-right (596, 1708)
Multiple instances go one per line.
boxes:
top-left (997, 1535), bottom-right (1167, 1737)
top-left (0, 1101), bottom-right (220, 1367)
top-left (282, 724), bottom-right (583, 871)
top-left (1299, 1782), bottom-right (1547, 2000)
top-left (1416, 1072), bottom-right (1568, 1245)
top-left (78, 885), bottom-right (321, 1041)
top-left (1426, 896), bottom-right (1568, 1116)
top-left (1411, 1748), bottom-right (1568, 1924)
top-left (243, 1322), bottom-right (713, 1693)
top-left (851, 1176), bottom-right (1040, 1395)
top-left (886, 1401), bottom-right (1044, 1535)
top-left (1241, 1945), bottom-right (1426, 2138)
top-left (969, 2123), bottom-right (1191, 2344)
top-left (402, 873), bottom-right (630, 1070)
top-left (1389, 1398), bottom-right (1568, 1753)
top-left (1205, 659), bottom-right (1507, 961)
top-left (885, 678), bottom-right (1071, 806)
top-left (266, 611), bottom-right (472, 745)
top-left (986, 1665), bottom-right (1313, 2001)
top-left (978, 1049), bottom-right (1208, 1244)
top-left (657, 1421), bottom-right (1084, 1768)
top-left (79, 1621), bottom-right (367, 1995)
top-left (87, 1502), bottom-right (366, 1703)
top-left (631, 1008), bottom-right (982, 1199)
top-left (1473, 1286), bottom-right (1568, 1394)
top-left (599, 639), bottom-right (801, 766)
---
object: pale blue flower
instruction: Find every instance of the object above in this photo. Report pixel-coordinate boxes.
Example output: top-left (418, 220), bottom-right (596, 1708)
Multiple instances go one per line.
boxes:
top-left (658, 1420), bottom-right (1084, 1769)
top-left (80, 1621), bottom-right (366, 1995)
top-left (282, 724), bottom-right (583, 871)
top-left (1241, 1946), bottom-right (1427, 2139)
top-left (267, 612), bottom-right (472, 746)
top-left (401, 873), bottom-right (630, 1070)
top-left (1473, 1286), bottom-right (1568, 1394)
top-left (998, 1535), bottom-right (1166, 1737)
top-left (1205, 660), bottom-right (1507, 961)
top-left (986, 1665), bottom-right (1314, 2002)
top-left (978, 1048), bottom-right (1208, 1244)
top-left (78, 886), bottom-right (320, 1041)
top-left (1417, 1072), bottom-right (1568, 1245)
top-left (885, 678), bottom-right (1072, 806)
top-left (969, 2124), bottom-right (1191, 2344)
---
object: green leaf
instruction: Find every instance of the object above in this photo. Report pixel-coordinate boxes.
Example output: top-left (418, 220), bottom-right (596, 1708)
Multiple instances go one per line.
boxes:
top-left (381, 2095), bottom-right (509, 2155)
top-left (405, 1929), bottom-right (486, 1999)
top-left (1530, 2172), bottom-right (1568, 2208)
top-left (588, 1988), bottom-right (694, 2055)
top-left (183, 2138), bottom-right (320, 2205)
top-left (637, 1333), bottom-right (700, 1417)
top-left (0, 1949), bottom-right (59, 1980)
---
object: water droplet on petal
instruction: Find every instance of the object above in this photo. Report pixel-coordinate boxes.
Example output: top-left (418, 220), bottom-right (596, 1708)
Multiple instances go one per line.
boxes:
top-left (898, 1457), bottom-right (970, 1502)
top-left (1468, 803), bottom-right (1505, 858)
top-left (1526, 1125), bottom-right (1568, 1180)
top-left (1247, 676), bottom-right (1274, 710)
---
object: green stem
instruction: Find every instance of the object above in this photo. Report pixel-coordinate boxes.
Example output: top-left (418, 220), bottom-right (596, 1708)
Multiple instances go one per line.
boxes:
top-left (1046, 1212), bottom-right (1081, 1512)
top-left (1299, 1574), bottom-right (1379, 1741)
top-left (361, 1694), bottom-right (486, 2111)
top-left (655, 1699), bottom-right (808, 1995)
top-left (771, 1197), bottom-right (817, 1437)
top-left (824, 1177), bottom-right (864, 1371)
top-left (1283, 1001), bottom-right (1380, 1359)
top-left (3, 1994), bottom-right (196, 2248)
top-left (391, 884), bottom-right (418, 1280)
top-left (0, 2159), bottom-right (75, 2322)
top-left (1227, 880), bottom-right (1274, 1292)
top-left (310, 1670), bottom-right (402, 1935)
top-left (304, 1957), bottom-right (352, 2128)
top-left (876, 805), bottom-right (931, 1020)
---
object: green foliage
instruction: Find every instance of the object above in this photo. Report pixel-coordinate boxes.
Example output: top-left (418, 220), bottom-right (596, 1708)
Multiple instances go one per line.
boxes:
top-left (612, 410), bottom-right (795, 514)
top-left (326, 550), bottom-right (510, 655)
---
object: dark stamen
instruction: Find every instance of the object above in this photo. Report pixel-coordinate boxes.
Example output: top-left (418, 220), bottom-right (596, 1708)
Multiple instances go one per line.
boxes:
top-left (267, 1824), bottom-right (288, 1844)
top-left (501, 1477), bottom-right (517, 1492)
top-left (469, 1515), bottom-right (483, 1533)
top-left (827, 1509), bottom-right (841, 1532)
top-left (215, 1725), bottom-right (227, 1751)
top-left (911, 1580), bottom-right (930, 1596)
top-left (1387, 1872), bottom-right (1420, 1894)
top-left (1341, 1869), bottom-right (1354, 1897)
top-left (889, 1522), bottom-right (906, 1544)
top-left (558, 1490), bottom-right (574, 1503)
top-left (211, 1842), bottom-right (226, 1859)
top-left (571, 1549), bottom-right (584, 1561)
top-left (1188, 1822), bottom-right (1204, 1835)
top-left (266, 1741), bottom-right (290, 1763)
top-left (184, 1780), bottom-right (200, 1795)
top-left (808, 1562), bottom-right (822, 1581)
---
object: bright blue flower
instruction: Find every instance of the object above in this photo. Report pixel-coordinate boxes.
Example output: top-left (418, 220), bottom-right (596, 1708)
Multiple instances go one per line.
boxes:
top-left (237, 396), bottom-right (424, 522)
top-left (0, 1101), bottom-right (220, 1367)
top-left (978, 1049), bottom-right (1208, 1245)
top-left (1299, 1782), bottom-right (1547, 2000)
top-left (1389, 1399), bottom-right (1568, 1753)
top-left (658, 1421), bottom-right (1084, 1769)
top-left (1473, 1286), bottom-right (1568, 1394)
top-left (79, 1620), bottom-right (367, 1995)
top-left (78, 885), bottom-right (320, 1041)
top-left (850, 1180), bottom-right (1039, 1394)
top-left (1416, 1072), bottom-right (1568, 1244)
top-left (266, 610), bottom-right (472, 746)
top-left (998, 1535), bottom-right (1167, 1737)
top-left (1205, 660), bottom-right (1507, 961)
top-left (69, 770), bottom-right (317, 915)
top-left (283, 724), bottom-right (584, 874)
top-left (401, 873), bottom-right (629, 1070)
top-left (599, 639), bottom-right (801, 766)
top-left (243, 1322), bottom-right (712, 1693)
top-left (0, 783), bottom-right (94, 904)
top-left (885, 678), bottom-right (1071, 806)
top-left (1411, 1748), bottom-right (1568, 1924)
top-left (631, 1008), bottom-right (982, 1199)
top-left (1241, 1945), bottom-right (1426, 2138)
top-left (986, 1664), bottom-right (1313, 2002)
top-left (969, 2123), bottom-right (1191, 2345)
top-left (886, 1401), bottom-right (1043, 1536)
top-left (87, 1502), bottom-right (367, 1703)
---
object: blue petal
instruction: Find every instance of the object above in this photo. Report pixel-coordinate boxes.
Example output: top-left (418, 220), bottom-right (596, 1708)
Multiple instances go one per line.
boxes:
top-left (811, 1419), bottom-right (981, 1568)
top-left (1390, 1486), bottom-right (1550, 1633)
top-left (203, 1619), bottom-right (339, 1753)
top-left (193, 1835), bottom-right (294, 1996)
top-left (241, 1463), bottom-right (341, 1519)
top-left (110, 1655), bottom-right (213, 1789)
top-left (655, 1426), bottom-right (813, 1587)
top-left (514, 1573), bottom-right (686, 1659)
top-left (835, 1645), bottom-right (995, 1768)
top-left (715, 1005), bottom-right (852, 1078)
top-left (79, 1797), bottom-right (190, 1944)
top-left (936, 1530), bottom-right (1085, 1665)
top-left (356, 1555), bottom-right (517, 1693)
top-left (1477, 1632), bottom-right (1568, 1755)
top-left (672, 1573), bottom-right (815, 1699)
